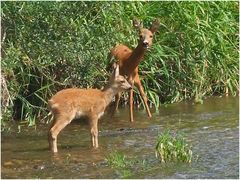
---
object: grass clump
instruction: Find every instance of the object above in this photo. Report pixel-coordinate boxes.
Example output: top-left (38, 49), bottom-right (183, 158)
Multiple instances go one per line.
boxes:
top-left (105, 151), bottom-right (133, 178)
top-left (106, 151), bottom-right (129, 168)
top-left (155, 130), bottom-right (193, 163)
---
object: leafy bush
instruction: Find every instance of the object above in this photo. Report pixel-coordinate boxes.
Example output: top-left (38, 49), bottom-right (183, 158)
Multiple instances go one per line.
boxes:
top-left (1, 1), bottom-right (238, 126)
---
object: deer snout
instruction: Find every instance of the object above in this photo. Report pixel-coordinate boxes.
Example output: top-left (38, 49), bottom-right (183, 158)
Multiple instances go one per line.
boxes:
top-left (123, 82), bottom-right (132, 90)
top-left (127, 84), bottom-right (132, 90)
top-left (142, 41), bottom-right (149, 48)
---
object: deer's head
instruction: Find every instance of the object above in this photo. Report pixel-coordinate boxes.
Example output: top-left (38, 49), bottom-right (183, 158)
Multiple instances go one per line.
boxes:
top-left (109, 63), bottom-right (132, 91)
top-left (133, 18), bottom-right (160, 49)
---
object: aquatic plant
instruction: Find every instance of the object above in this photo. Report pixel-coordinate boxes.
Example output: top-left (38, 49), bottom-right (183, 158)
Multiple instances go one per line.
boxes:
top-left (105, 151), bottom-right (133, 178)
top-left (106, 151), bottom-right (129, 168)
top-left (155, 130), bottom-right (193, 163)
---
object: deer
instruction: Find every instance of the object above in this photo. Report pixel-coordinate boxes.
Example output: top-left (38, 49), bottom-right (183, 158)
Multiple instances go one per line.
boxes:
top-left (48, 64), bottom-right (131, 153)
top-left (108, 18), bottom-right (160, 122)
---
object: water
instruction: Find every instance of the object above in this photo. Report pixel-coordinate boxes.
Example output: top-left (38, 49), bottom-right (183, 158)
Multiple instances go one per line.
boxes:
top-left (1, 96), bottom-right (239, 178)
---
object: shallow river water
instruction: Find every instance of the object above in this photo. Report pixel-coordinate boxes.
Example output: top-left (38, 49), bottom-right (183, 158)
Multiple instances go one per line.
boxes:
top-left (1, 96), bottom-right (239, 178)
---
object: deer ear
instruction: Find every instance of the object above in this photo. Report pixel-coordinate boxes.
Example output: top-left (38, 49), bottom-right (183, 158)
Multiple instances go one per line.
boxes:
top-left (132, 17), bottom-right (142, 31)
top-left (114, 64), bottom-right (119, 77)
top-left (150, 18), bottom-right (160, 33)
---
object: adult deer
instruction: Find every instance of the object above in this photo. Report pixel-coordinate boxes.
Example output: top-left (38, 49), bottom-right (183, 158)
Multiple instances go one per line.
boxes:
top-left (48, 64), bottom-right (131, 153)
top-left (108, 18), bottom-right (160, 122)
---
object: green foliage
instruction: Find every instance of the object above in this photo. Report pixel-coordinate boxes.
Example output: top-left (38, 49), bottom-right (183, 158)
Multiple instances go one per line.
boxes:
top-left (155, 130), bottom-right (193, 163)
top-left (1, 1), bottom-right (238, 125)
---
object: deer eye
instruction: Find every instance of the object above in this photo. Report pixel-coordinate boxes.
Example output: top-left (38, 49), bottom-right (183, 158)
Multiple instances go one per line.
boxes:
top-left (139, 35), bottom-right (143, 39)
top-left (150, 35), bottom-right (153, 38)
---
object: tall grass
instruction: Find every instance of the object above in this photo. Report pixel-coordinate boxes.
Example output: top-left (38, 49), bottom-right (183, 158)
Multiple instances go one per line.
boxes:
top-left (1, 1), bottom-right (238, 127)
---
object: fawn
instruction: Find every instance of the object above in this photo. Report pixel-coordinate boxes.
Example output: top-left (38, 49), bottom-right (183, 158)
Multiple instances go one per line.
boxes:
top-left (108, 18), bottom-right (160, 122)
top-left (48, 64), bottom-right (131, 153)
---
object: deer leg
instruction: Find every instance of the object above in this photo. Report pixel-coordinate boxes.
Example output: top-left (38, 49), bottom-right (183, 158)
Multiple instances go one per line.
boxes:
top-left (48, 115), bottom-right (72, 153)
top-left (48, 118), bottom-right (56, 151)
top-left (115, 92), bottom-right (121, 110)
top-left (128, 78), bottom-right (135, 122)
top-left (89, 116), bottom-right (99, 148)
top-left (129, 88), bottom-right (134, 122)
top-left (135, 79), bottom-right (152, 118)
top-left (111, 92), bottom-right (121, 117)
